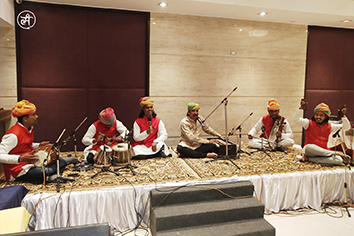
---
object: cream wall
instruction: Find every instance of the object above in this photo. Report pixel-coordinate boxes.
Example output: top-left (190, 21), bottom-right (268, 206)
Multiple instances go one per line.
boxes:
top-left (150, 13), bottom-right (307, 146)
top-left (0, 20), bottom-right (17, 129)
top-left (0, 12), bottom-right (308, 146)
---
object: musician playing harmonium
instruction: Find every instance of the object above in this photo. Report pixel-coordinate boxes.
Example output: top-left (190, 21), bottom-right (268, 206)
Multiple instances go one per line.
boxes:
top-left (0, 100), bottom-right (77, 183)
top-left (132, 97), bottom-right (170, 159)
top-left (82, 107), bottom-right (128, 164)
top-left (248, 99), bottom-right (294, 151)
top-left (177, 102), bottom-right (225, 159)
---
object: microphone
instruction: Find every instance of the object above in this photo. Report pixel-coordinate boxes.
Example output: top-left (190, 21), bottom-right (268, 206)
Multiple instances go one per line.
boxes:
top-left (332, 128), bottom-right (341, 138)
top-left (197, 117), bottom-right (205, 127)
top-left (148, 116), bottom-right (152, 129)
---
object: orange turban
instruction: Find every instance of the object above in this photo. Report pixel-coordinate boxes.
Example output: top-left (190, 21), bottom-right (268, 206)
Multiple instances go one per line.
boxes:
top-left (11, 100), bottom-right (36, 118)
top-left (267, 99), bottom-right (280, 111)
top-left (314, 103), bottom-right (331, 116)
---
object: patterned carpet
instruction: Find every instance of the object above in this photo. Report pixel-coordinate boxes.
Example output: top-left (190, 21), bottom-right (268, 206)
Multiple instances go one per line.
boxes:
top-left (0, 146), bottom-right (346, 194)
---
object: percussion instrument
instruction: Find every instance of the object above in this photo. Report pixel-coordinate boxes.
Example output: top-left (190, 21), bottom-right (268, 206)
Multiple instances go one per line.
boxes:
top-left (93, 145), bottom-right (112, 167)
top-left (111, 143), bottom-right (133, 166)
top-left (34, 144), bottom-right (57, 167)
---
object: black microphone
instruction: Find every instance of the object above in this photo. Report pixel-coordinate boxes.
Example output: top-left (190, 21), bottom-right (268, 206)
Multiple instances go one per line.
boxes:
top-left (197, 117), bottom-right (205, 127)
top-left (148, 116), bottom-right (152, 129)
top-left (332, 128), bottom-right (341, 138)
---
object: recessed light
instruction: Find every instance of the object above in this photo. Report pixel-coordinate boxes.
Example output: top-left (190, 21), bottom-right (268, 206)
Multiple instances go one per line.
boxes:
top-left (158, 2), bottom-right (168, 7)
top-left (258, 12), bottom-right (268, 16)
top-left (341, 19), bottom-right (352, 23)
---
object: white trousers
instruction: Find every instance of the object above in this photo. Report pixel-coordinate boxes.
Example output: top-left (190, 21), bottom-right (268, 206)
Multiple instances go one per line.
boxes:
top-left (303, 144), bottom-right (343, 165)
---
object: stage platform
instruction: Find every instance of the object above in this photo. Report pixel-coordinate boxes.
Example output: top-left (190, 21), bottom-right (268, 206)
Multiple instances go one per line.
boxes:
top-left (1, 146), bottom-right (353, 231)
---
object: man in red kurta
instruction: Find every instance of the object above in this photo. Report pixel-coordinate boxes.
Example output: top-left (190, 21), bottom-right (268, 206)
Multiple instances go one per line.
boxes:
top-left (0, 100), bottom-right (73, 182)
top-left (132, 97), bottom-right (170, 158)
top-left (294, 99), bottom-right (351, 165)
top-left (82, 107), bottom-right (128, 163)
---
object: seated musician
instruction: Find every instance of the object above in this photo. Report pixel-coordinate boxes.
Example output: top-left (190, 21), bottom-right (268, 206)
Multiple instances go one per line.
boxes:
top-left (248, 99), bottom-right (294, 151)
top-left (294, 99), bottom-right (351, 165)
top-left (0, 100), bottom-right (77, 183)
top-left (132, 97), bottom-right (170, 159)
top-left (82, 107), bottom-right (128, 164)
top-left (177, 102), bottom-right (225, 159)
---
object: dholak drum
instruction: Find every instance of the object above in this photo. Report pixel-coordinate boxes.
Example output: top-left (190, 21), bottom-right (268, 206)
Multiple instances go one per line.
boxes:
top-left (112, 143), bottom-right (132, 166)
top-left (34, 144), bottom-right (57, 167)
top-left (94, 145), bottom-right (112, 167)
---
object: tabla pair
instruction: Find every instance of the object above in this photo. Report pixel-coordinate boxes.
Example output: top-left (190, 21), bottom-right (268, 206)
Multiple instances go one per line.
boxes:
top-left (93, 143), bottom-right (133, 167)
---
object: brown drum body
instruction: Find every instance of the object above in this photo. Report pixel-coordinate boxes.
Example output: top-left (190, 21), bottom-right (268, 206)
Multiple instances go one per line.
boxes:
top-left (94, 145), bottom-right (112, 167)
top-left (34, 144), bottom-right (57, 167)
top-left (112, 143), bottom-right (132, 166)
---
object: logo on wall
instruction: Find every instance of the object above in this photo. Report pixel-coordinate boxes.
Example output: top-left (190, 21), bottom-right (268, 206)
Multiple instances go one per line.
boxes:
top-left (17, 10), bottom-right (36, 30)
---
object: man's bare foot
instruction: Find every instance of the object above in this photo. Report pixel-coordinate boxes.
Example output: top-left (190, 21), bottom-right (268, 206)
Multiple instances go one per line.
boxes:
top-left (206, 152), bottom-right (218, 159)
top-left (299, 155), bottom-right (309, 162)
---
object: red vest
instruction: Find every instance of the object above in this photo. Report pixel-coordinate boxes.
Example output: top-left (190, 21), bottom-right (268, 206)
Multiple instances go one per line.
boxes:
top-left (90, 120), bottom-right (118, 150)
top-left (2, 123), bottom-right (34, 181)
top-left (261, 114), bottom-right (283, 138)
top-left (304, 120), bottom-right (331, 149)
top-left (132, 117), bottom-right (160, 148)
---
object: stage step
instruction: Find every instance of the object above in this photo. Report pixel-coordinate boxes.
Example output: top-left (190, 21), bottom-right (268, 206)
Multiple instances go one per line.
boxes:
top-left (150, 181), bottom-right (254, 207)
top-left (155, 218), bottom-right (275, 236)
top-left (150, 181), bottom-right (275, 236)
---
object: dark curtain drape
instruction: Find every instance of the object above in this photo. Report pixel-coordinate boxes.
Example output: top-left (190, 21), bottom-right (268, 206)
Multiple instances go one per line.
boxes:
top-left (305, 26), bottom-right (354, 120)
top-left (15, 1), bottom-right (149, 151)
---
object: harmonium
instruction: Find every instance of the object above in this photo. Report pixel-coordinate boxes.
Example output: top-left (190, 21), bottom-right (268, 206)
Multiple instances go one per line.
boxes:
top-left (210, 138), bottom-right (238, 157)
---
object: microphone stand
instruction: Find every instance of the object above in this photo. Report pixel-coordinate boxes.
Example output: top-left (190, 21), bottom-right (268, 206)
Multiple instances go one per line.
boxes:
top-left (250, 126), bottom-right (271, 157)
top-left (49, 126), bottom-right (67, 192)
top-left (229, 112), bottom-right (253, 159)
top-left (61, 117), bottom-right (87, 158)
top-left (91, 136), bottom-right (120, 178)
top-left (333, 131), bottom-right (351, 217)
top-left (204, 87), bottom-right (240, 169)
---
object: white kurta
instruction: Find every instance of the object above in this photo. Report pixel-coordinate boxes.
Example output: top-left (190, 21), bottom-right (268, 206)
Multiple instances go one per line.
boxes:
top-left (132, 119), bottom-right (170, 156)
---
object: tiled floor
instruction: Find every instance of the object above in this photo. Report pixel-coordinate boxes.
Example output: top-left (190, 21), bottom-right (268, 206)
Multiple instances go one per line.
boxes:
top-left (115, 206), bottom-right (354, 236)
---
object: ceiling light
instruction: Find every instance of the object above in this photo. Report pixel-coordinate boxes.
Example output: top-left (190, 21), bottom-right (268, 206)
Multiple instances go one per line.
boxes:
top-left (341, 19), bottom-right (352, 23)
top-left (158, 2), bottom-right (168, 7)
top-left (258, 12), bottom-right (267, 16)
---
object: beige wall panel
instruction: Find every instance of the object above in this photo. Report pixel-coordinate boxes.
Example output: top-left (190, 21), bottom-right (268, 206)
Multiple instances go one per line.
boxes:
top-left (150, 13), bottom-right (307, 148)
top-left (0, 26), bottom-right (17, 110)
top-left (151, 13), bottom-right (307, 60)
top-left (151, 54), bottom-right (305, 97)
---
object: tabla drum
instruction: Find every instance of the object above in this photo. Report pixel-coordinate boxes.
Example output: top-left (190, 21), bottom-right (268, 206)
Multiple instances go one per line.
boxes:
top-left (112, 143), bottom-right (132, 166)
top-left (94, 145), bottom-right (112, 167)
top-left (34, 144), bottom-right (57, 167)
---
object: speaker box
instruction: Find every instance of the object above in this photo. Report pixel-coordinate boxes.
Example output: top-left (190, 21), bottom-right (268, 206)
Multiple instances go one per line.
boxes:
top-left (8, 223), bottom-right (112, 236)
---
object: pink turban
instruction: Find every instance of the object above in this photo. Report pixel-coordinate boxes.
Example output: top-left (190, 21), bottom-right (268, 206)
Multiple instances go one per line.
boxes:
top-left (99, 107), bottom-right (116, 125)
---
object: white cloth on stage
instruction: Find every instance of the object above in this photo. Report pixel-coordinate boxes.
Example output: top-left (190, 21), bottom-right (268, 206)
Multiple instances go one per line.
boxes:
top-left (22, 169), bottom-right (354, 231)
top-left (132, 120), bottom-right (170, 156)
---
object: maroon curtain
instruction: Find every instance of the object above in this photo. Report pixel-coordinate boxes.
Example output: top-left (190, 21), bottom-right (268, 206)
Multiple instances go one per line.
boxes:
top-left (305, 26), bottom-right (354, 120)
top-left (15, 1), bottom-right (149, 151)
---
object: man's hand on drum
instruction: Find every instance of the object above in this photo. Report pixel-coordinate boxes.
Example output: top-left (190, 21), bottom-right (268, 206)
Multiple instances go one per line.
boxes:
top-left (151, 142), bottom-right (157, 152)
top-left (114, 135), bottom-right (123, 143)
top-left (38, 141), bottom-right (50, 148)
top-left (19, 152), bottom-right (39, 163)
